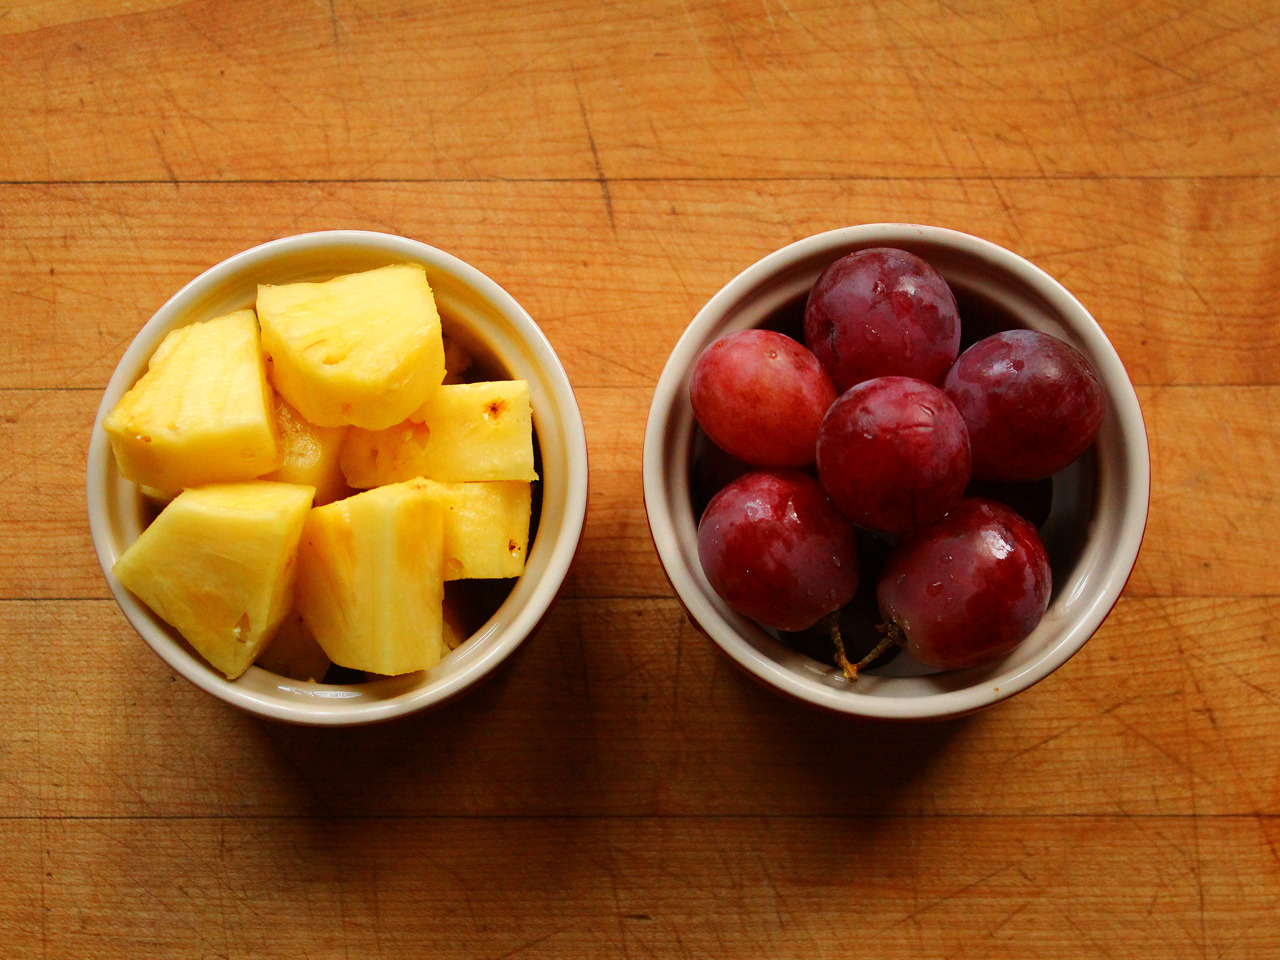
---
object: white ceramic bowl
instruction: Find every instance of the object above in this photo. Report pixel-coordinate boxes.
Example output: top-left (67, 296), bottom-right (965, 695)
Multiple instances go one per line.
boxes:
top-left (644, 223), bottom-right (1149, 720)
top-left (88, 230), bottom-right (589, 726)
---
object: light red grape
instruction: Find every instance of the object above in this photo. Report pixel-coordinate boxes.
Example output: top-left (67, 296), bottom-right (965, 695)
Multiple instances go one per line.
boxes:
top-left (877, 498), bottom-right (1051, 671)
top-left (943, 329), bottom-right (1104, 481)
top-left (690, 329), bottom-right (836, 467)
top-left (816, 376), bottom-right (971, 534)
top-left (804, 247), bottom-right (961, 392)
top-left (697, 469), bottom-right (859, 632)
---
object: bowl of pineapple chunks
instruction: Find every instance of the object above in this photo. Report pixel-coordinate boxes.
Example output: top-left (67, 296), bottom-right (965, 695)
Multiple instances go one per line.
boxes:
top-left (88, 231), bottom-right (588, 725)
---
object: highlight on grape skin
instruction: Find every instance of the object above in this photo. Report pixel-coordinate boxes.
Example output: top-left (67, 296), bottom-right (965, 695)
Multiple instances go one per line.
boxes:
top-left (816, 376), bottom-right (971, 535)
top-left (803, 247), bottom-right (961, 392)
top-left (696, 469), bottom-right (859, 633)
top-left (689, 329), bottom-right (835, 468)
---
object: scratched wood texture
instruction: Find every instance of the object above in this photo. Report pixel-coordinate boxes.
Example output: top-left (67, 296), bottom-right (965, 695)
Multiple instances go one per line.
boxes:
top-left (2, 1), bottom-right (1279, 957)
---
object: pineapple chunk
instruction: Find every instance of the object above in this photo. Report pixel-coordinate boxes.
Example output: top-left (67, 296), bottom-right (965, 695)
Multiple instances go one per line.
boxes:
top-left (102, 309), bottom-right (278, 493)
top-left (341, 380), bottom-right (536, 488)
top-left (294, 480), bottom-right (448, 676)
top-left (113, 481), bottom-right (315, 680)
top-left (261, 394), bottom-right (350, 506)
top-left (407, 478), bottom-right (531, 580)
top-left (257, 264), bottom-right (445, 430)
top-left (255, 610), bottom-right (331, 682)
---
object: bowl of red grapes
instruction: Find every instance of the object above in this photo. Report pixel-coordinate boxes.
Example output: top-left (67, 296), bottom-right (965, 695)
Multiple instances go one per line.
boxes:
top-left (644, 224), bottom-right (1150, 720)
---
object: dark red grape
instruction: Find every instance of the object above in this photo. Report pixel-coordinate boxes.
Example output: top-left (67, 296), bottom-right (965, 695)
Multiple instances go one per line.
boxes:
top-left (804, 247), bottom-right (961, 392)
top-left (816, 376), bottom-right (971, 534)
top-left (943, 329), bottom-right (1104, 481)
top-left (697, 469), bottom-right (859, 632)
top-left (690, 329), bottom-right (836, 467)
top-left (877, 498), bottom-right (1051, 671)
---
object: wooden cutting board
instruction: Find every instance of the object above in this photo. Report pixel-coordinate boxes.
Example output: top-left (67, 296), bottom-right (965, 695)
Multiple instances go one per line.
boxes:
top-left (2, 0), bottom-right (1277, 956)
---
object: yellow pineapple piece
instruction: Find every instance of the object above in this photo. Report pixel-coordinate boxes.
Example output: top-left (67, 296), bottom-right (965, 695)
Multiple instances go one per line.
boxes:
top-left (113, 481), bottom-right (315, 680)
top-left (254, 609), bottom-right (331, 682)
top-left (261, 394), bottom-right (350, 506)
top-left (407, 478), bottom-right (531, 580)
top-left (340, 380), bottom-right (536, 488)
top-left (294, 480), bottom-right (448, 676)
top-left (102, 310), bottom-right (278, 493)
top-left (257, 264), bottom-right (445, 430)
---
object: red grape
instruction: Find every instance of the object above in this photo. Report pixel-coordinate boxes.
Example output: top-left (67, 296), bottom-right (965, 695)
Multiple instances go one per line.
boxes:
top-left (697, 469), bottom-right (859, 632)
top-left (690, 329), bottom-right (836, 467)
top-left (804, 247), bottom-right (961, 392)
top-left (877, 498), bottom-right (1051, 671)
top-left (943, 329), bottom-right (1104, 481)
top-left (816, 376), bottom-right (971, 534)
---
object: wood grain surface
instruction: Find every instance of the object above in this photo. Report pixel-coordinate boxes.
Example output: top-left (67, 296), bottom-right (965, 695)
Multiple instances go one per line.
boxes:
top-left (3, 0), bottom-right (1279, 957)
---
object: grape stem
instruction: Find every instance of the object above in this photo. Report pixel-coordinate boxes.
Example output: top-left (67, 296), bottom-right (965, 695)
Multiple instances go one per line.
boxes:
top-left (827, 615), bottom-right (902, 682)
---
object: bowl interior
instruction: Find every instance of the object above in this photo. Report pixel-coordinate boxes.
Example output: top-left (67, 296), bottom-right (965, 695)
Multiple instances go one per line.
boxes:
top-left (88, 231), bottom-right (588, 725)
top-left (644, 224), bottom-right (1149, 719)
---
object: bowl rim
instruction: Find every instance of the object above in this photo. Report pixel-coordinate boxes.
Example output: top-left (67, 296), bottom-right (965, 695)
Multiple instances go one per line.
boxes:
top-left (642, 222), bottom-right (1151, 720)
top-left (87, 229), bottom-right (589, 726)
